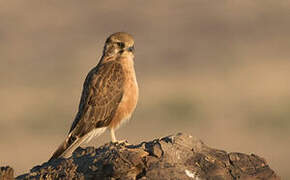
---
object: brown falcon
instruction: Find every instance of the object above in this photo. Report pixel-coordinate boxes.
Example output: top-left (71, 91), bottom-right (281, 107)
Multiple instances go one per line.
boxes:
top-left (49, 32), bottom-right (138, 160)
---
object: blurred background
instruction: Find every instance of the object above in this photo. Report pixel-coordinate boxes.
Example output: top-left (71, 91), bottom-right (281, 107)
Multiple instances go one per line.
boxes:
top-left (1, 0), bottom-right (290, 178)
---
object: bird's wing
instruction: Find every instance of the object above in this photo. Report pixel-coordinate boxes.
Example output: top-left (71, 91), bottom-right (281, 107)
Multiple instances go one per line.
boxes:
top-left (70, 61), bottom-right (124, 136)
top-left (49, 61), bottom-right (124, 160)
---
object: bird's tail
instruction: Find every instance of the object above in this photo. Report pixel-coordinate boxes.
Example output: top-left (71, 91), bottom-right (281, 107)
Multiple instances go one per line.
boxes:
top-left (49, 127), bottom-right (107, 161)
top-left (49, 133), bottom-right (81, 161)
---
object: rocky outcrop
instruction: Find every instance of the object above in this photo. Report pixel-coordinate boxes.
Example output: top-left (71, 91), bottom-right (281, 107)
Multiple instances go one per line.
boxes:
top-left (1, 133), bottom-right (280, 179)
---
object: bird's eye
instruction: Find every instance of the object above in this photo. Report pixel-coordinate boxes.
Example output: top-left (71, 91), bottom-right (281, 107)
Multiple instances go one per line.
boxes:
top-left (117, 42), bottom-right (125, 48)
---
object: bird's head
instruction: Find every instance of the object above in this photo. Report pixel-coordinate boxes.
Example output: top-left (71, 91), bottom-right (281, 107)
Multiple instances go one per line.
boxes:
top-left (103, 32), bottom-right (135, 58)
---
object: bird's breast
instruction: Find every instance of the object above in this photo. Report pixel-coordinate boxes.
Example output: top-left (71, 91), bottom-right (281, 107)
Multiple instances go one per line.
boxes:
top-left (109, 58), bottom-right (139, 129)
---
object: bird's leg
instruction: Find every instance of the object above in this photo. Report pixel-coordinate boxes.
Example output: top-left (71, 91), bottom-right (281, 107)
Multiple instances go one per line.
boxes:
top-left (110, 128), bottom-right (117, 143)
top-left (110, 128), bottom-right (129, 145)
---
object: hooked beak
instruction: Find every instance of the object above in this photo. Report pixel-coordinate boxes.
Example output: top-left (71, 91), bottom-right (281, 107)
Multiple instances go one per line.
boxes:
top-left (127, 46), bottom-right (135, 52)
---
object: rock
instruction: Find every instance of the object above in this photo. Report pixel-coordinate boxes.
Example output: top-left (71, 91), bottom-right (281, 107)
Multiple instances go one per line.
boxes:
top-left (2, 133), bottom-right (280, 180)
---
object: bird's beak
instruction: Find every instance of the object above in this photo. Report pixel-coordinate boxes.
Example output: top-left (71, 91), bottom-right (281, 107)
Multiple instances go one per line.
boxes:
top-left (127, 46), bottom-right (135, 52)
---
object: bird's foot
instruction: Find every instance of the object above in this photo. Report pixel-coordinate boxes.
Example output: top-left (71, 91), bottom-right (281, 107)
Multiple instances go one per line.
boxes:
top-left (112, 139), bottom-right (129, 145)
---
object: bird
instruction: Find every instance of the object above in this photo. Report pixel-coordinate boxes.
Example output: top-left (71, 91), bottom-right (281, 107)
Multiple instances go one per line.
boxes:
top-left (49, 32), bottom-right (139, 161)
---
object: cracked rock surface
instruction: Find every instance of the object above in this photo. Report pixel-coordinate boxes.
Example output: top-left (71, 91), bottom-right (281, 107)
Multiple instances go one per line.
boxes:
top-left (1, 133), bottom-right (280, 180)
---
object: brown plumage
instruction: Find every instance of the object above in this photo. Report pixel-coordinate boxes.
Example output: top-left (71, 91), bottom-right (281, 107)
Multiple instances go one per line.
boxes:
top-left (49, 32), bottom-right (138, 161)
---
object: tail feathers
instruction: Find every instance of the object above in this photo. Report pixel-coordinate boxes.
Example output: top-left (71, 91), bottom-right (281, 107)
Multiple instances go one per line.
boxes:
top-left (49, 134), bottom-right (79, 161)
top-left (49, 128), bottom-right (107, 161)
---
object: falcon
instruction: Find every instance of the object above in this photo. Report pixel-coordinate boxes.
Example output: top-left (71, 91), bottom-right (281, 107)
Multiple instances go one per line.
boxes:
top-left (49, 32), bottom-right (138, 160)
